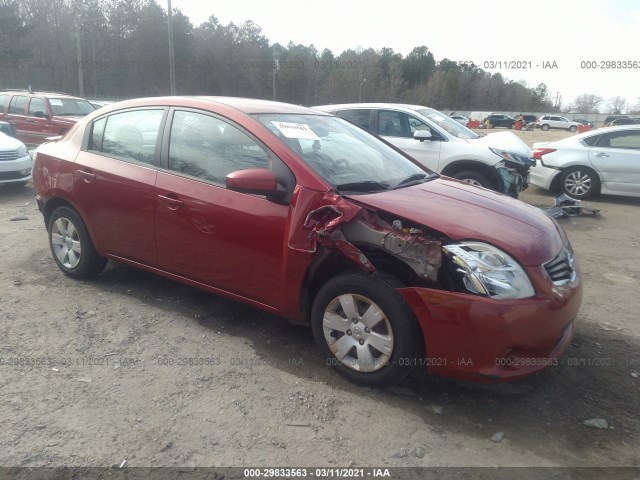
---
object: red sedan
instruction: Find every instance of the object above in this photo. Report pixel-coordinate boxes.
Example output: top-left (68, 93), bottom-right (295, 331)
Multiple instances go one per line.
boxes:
top-left (33, 96), bottom-right (582, 386)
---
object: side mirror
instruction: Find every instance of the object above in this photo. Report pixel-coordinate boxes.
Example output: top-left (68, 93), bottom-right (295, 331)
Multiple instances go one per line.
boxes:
top-left (226, 168), bottom-right (285, 198)
top-left (414, 130), bottom-right (433, 142)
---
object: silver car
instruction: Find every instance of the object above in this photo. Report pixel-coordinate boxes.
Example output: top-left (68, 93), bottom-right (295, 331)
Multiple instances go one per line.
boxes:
top-left (537, 115), bottom-right (581, 132)
top-left (530, 125), bottom-right (640, 199)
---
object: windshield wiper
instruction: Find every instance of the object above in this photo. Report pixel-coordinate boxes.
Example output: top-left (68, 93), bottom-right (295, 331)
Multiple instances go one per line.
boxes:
top-left (396, 172), bottom-right (428, 187)
top-left (336, 180), bottom-right (391, 193)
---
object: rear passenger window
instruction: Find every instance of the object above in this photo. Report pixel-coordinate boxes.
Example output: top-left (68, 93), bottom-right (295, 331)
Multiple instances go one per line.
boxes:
top-left (335, 109), bottom-right (372, 132)
top-left (168, 110), bottom-right (269, 185)
top-left (28, 98), bottom-right (47, 117)
top-left (99, 110), bottom-right (163, 164)
top-left (8, 95), bottom-right (27, 114)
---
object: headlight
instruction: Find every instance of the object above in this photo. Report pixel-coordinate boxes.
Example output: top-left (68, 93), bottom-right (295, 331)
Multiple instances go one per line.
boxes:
top-left (489, 148), bottom-right (534, 167)
top-left (443, 241), bottom-right (535, 299)
top-left (17, 145), bottom-right (28, 157)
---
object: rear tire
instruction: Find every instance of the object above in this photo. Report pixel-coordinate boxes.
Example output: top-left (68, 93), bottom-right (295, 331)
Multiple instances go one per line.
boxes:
top-left (559, 166), bottom-right (600, 200)
top-left (569, 125), bottom-right (577, 132)
top-left (311, 271), bottom-right (421, 387)
top-left (48, 206), bottom-right (107, 279)
top-left (541, 124), bottom-right (550, 131)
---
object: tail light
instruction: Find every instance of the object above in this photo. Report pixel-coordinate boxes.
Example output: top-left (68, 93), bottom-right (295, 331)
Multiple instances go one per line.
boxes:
top-left (532, 147), bottom-right (557, 160)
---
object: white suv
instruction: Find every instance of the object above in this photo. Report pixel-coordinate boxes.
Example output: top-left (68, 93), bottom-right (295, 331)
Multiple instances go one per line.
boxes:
top-left (312, 103), bottom-right (534, 197)
top-left (537, 115), bottom-right (580, 132)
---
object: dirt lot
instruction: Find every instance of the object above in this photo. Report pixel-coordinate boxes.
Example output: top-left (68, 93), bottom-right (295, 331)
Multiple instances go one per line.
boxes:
top-left (1, 127), bottom-right (639, 473)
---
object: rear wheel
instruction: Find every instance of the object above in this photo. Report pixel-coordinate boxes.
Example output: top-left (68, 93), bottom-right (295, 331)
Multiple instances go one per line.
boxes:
top-left (569, 125), bottom-right (577, 132)
top-left (311, 271), bottom-right (421, 387)
top-left (541, 124), bottom-right (550, 131)
top-left (48, 206), bottom-right (107, 278)
top-left (560, 167), bottom-right (600, 199)
top-left (452, 170), bottom-right (494, 190)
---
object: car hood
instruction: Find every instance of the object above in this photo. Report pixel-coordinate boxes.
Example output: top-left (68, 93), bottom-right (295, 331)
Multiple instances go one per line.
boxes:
top-left (466, 131), bottom-right (532, 156)
top-left (0, 132), bottom-right (26, 150)
top-left (347, 177), bottom-right (564, 266)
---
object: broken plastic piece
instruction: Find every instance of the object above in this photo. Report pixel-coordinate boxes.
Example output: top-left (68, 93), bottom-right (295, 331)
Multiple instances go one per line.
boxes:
top-left (543, 193), bottom-right (600, 218)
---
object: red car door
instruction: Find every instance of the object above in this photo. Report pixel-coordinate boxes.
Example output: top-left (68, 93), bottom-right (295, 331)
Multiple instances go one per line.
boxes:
top-left (72, 108), bottom-right (166, 266)
top-left (5, 94), bottom-right (30, 143)
top-left (155, 109), bottom-right (290, 309)
top-left (24, 96), bottom-right (58, 145)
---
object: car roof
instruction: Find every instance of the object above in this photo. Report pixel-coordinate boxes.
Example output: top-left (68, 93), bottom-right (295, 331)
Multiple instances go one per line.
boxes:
top-left (98, 96), bottom-right (330, 116)
top-left (2, 89), bottom-right (84, 100)
top-left (313, 102), bottom-right (436, 113)
top-left (534, 124), bottom-right (640, 147)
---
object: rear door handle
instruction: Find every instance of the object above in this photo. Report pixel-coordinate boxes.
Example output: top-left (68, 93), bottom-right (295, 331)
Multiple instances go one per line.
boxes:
top-left (77, 169), bottom-right (96, 182)
top-left (594, 152), bottom-right (609, 158)
top-left (158, 194), bottom-right (184, 210)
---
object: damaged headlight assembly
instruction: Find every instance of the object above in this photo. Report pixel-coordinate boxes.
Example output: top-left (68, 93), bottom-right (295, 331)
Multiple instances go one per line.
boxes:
top-left (443, 242), bottom-right (535, 300)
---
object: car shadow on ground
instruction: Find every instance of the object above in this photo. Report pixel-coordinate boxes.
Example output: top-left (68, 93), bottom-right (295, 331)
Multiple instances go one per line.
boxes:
top-left (87, 261), bottom-right (640, 467)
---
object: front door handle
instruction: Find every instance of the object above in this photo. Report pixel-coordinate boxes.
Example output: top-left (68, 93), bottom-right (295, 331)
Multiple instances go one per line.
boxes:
top-left (77, 169), bottom-right (96, 183)
top-left (158, 194), bottom-right (184, 210)
top-left (594, 152), bottom-right (609, 158)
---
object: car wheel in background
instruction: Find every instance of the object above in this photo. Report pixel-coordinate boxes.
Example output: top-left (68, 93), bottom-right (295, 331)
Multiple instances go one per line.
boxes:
top-left (48, 206), bottom-right (107, 278)
top-left (452, 170), bottom-right (494, 190)
top-left (569, 125), bottom-right (577, 132)
top-left (560, 167), bottom-right (600, 200)
top-left (311, 271), bottom-right (421, 387)
top-left (541, 124), bottom-right (550, 131)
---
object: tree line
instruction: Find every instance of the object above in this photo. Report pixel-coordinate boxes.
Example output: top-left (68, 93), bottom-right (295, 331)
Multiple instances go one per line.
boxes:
top-left (0, 0), bottom-right (583, 112)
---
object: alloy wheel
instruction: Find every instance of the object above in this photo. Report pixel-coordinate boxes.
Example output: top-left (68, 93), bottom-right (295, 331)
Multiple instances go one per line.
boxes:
top-left (51, 217), bottom-right (82, 269)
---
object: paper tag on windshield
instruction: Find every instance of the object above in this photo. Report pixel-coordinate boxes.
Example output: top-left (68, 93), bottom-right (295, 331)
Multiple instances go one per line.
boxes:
top-left (272, 121), bottom-right (320, 140)
top-left (49, 99), bottom-right (63, 106)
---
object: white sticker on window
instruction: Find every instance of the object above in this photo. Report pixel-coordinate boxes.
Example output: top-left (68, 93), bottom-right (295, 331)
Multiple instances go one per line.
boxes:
top-left (49, 99), bottom-right (63, 106)
top-left (272, 121), bottom-right (319, 140)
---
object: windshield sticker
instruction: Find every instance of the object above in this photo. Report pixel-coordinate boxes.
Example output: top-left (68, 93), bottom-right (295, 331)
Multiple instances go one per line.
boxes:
top-left (49, 99), bottom-right (63, 106)
top-left (272, 121), bottom-right (320, 140)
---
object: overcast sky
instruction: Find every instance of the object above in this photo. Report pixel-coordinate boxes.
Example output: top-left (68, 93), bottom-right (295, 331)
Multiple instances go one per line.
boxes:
top-left (170, 0), bottom-right (640, 111)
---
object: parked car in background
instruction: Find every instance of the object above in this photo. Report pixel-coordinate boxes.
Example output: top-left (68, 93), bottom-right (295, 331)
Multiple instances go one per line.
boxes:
top-left (602, 115), bottom-right (629, 127)
top-left (450, 115), bottom-right (469, 126)
top-left (482, 114), bottom-right (515, 129)
top-left (0, 89), bottom-right (96, 145)
top-left (607, 117), bottom-right (640, 127)
top-left (0, 131), bottom-right (32, 187)
top-left (530, 125), bottom-right (640, 199)
top-left (33, 96), bottom-right (582, 386)
top-left (572, 119), bottom-right (594, 128)
top-left (522, 114), bottom-right (538, 126)
top-left (313, 103), bottom-right (533, 197)
top-left (537, 115), bottom-right (580, 132)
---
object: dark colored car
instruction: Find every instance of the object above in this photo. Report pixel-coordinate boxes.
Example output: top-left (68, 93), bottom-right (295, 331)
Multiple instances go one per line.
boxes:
top-left (602, 115), bottom-right (629, 127)
top-left (33, 96), bottom-right (582, 386)
top-left (0, 89), bottom-right (95, 145)
top-left (483, 114), bottom-right (515, 129)
top-left (572, 119), bottom-right (594, 128)
top-left (608, 117), bottom-right (640, 126)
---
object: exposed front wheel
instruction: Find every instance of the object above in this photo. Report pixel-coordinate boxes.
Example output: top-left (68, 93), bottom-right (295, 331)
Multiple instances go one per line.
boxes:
top-left (560, 167), bottom-right (600, 200)
top-left (452, 170), bottom-right (494, 190)
top-left (48, 206), bottom-right (107, 278)
top-left (311, 272), bottom-right (421, 387)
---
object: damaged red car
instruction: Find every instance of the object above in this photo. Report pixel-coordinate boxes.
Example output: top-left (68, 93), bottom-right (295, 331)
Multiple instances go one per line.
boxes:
top-left (33, 97), bottom-right (582, 386)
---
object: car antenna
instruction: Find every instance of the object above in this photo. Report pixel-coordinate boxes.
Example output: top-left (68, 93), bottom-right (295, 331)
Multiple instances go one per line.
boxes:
top-left (28, 85), bottom-right (34, 94)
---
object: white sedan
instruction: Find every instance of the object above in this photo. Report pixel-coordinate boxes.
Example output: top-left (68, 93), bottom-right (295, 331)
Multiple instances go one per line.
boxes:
top-left (530, 125), bottom-right (640, 199)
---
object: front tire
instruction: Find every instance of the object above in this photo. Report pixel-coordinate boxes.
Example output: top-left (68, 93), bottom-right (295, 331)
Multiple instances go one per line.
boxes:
top-left (452, 170), bottom-right (494, 190)
top-left (560, 167), bottom-right (600, 199)
top-left (311, 271), bottom-right (421, 387)
top-left (48, 206), bottom-right (107, 278)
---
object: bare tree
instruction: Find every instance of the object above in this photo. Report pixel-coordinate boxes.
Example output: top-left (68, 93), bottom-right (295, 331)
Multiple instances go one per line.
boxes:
top-left (573, 94), bottom-right (604, 114)
top-left (607, 96), bottom-right (628, 114)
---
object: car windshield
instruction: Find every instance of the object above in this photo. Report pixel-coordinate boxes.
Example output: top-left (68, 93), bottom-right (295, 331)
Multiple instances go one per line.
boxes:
top-left (49, 98), bottom-right (96, 116)
top-left (416, 108), bottom-right (479, 139)
top-left (253, 113), bottom-right (434, 193)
